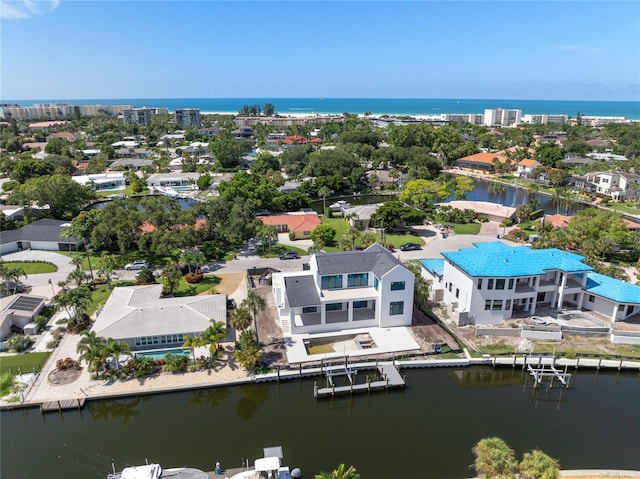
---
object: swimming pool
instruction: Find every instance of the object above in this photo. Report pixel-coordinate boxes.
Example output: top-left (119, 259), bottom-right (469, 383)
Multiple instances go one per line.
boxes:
top-left (135, 348), bottom-right (191, 360)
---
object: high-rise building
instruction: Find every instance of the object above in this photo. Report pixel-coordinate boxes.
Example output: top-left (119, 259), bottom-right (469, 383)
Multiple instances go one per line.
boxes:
top-left (175, 109), bottom-right (202, 127)
top-left (483, 108), bottom-right (522, 127)
top-left (123, 108), bottom-right (152, 126)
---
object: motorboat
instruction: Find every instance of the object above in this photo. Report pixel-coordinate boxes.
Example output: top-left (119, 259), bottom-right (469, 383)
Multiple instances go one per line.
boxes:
top-left (227, 446), bottom-right (301, 479)
top-left (107, 463), bottom-right (208, 479)
top-left (329, 200), bottom-right (351, 211)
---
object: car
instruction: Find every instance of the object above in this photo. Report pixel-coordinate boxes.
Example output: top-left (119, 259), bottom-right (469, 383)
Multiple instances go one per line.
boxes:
top-left (125, 260), bottom-right (149, 270)
top-left (279, 251), bottom-right (300, 260)
top-left (136, 268), bottom-right (161, 279)
top-left (399, 242), bottom-right (421, 251)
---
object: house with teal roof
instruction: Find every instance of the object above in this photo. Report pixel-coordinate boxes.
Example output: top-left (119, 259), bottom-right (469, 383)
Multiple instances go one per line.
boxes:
top-left (420, 242), bottom-right (640, 326)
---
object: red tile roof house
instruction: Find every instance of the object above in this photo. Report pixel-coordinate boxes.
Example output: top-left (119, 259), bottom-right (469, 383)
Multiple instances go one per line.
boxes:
top-left (259, 214), bottom-right (321, 239)
top-left (545, 214), bottom-right (640, 232)
top-left (454, 152), bottom-right (514, 173)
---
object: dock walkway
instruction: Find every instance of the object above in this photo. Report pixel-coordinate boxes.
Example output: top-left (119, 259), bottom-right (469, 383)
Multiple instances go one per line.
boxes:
top-left (314, 361), bottom-right (405, 398)
top-left (40, 398), bottom-right (85, 412)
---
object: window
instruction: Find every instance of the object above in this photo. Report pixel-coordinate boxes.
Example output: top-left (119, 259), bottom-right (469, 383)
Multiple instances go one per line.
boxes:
top-left (321, 275), bottom-right (343, 289)
top-left (496, 279), bottom-right (505, 290)
top-left (448, 283), bottom-right (452, 292)
top-left (455, 288), bottom-right (459, 298)
top-left (353, 301), bottom-right (368, 309)
top-left (374, 277), bottom-right (379, 290)
top-left (588, 295), bottom-right (595, 303)
top-left (389, 301), bottom-right (404, 315)
top-left (347, 273), bottom-right (368, 288)
top-left (505, 299), bottom-right (511, 310)
top-left (508, 279), bottom-right (514, 289)
top-left (302, 306), bottom-right (318, 313)
top-left (492, 300), bottom-right (503, 311)
top-left (478, 279), bottom-right (483, 290)
top-left (487, 279), bottom-right (494, 290)
top-left (325, 302), bottom-right (343, 312)
top-left (484, 300), bottom-right (491, 310)
top-left (391, 281), bottom-right (405, 291)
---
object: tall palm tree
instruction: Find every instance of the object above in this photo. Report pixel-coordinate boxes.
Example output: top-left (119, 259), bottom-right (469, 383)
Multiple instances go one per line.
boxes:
top-left (161, 262), bottom-right (182, 296)
top-left (182, 334), bottom-right (204, 363)
top-left (104, 337), bottom-right (131, 371)
top-left (77, 330), bottom-right (106, 378)
top-left (243, 289), bottom-right (266, 344)
top-left (317, 186), bottom-right (333, 215)
top-left (201, 320), bottom-right (227, 357)
top-left (347, 227), bottom-right (361, 249)
top-left (315, 464), bottom-right (360, 479)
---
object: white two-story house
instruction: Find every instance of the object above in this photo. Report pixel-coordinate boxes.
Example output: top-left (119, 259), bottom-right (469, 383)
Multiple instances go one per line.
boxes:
top-left (420, 242), bottom-right (640, 325)
top-left (272, 243), bottom-right (414, 336)
top-left (584, 171), bottom-right (640, 201)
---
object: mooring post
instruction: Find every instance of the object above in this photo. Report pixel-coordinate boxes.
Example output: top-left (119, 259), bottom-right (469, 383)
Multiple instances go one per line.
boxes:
top-left (575, 357), bottom-right (580, 370)
top-left (512, 355), bottom-right (516, 368)
top-left (277, 365), bottom-right (280, 381)
top-left (619, 358), bottom-right (623, 372)
top-left (313, 382), bottom-right (317, 398)
top-left (598, 358), bottom-right (602, 370)
top-left (522, 355), bottom-right (526, 370)
top-left (299, 363), bottom-right (302, 378)
top-left (492, 355), bottom-right (496, 367)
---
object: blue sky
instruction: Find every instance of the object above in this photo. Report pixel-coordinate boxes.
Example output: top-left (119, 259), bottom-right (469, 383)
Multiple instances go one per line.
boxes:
top-left (1, 1), bottom-right (639, 101)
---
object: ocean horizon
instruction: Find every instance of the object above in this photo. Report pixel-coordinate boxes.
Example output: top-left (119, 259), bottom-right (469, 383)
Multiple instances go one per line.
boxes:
top-left (5, 97), bottom-right (640, 120)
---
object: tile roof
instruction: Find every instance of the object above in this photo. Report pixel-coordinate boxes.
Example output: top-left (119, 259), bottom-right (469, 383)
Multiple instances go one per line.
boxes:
top-left (456, 152), bottom-right (511, 165)
top-left (518, 159), bottom-right (541, 167)
top-left (441, 242), bottom-right (592, 277)
top-left (585, 272), bottom-right (640, 304)
top-left (260, 214), bottom-right (321, 233)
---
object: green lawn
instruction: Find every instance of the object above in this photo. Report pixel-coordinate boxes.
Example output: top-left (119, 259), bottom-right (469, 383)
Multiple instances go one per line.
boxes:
top-left (0, 352), bottom-right (51, 375)
top-left (61, 251), bottom-right (177, 271)
top-left (451, 223), bottom-right (481, 235)
top-left (94, 185), bottom-right (140, 198)
top-left (609, 203), bottom-right (640, 215)
top-left (258, 244), bottom-right (307, 258)
top-left (1, 261), bottom-right (57, 274)
top-left (320, 216), bottom-right (425, 252)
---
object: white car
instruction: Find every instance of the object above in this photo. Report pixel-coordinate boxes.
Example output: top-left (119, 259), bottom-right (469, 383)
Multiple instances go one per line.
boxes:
top-left (125, 260), bottom-right (149, 270)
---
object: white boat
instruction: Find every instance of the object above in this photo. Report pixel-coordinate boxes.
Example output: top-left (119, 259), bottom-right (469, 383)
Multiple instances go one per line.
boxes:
top-left (227, 446), bottom-right (300, 479)
top-left (329, 200), bottom-right (351, 211)
top-left (107, 463), bottom-right (208, 479)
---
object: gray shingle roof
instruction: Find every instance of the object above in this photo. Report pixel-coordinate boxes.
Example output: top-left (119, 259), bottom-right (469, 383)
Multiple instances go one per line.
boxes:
top-left (0, 218), bottom-right (80, 245)
top-left (314, 243), bottom-right (400, 278)
top-left (284, 275), bottom-right (321, 307)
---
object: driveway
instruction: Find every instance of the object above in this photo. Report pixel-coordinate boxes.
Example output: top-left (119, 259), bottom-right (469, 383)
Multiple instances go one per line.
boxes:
top-left (0, 250), bottom-right (75, 299)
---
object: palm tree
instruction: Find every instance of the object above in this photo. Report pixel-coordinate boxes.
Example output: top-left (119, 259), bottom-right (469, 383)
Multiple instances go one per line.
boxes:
top-left (347, 227), bottom-right (361, 249)
top-left (242, 289), bottom-right (266, 343)
top-left (55, 285), bottom-right (92, 327)
top-left (201, 320), bottom-right (227, 357)
top-left (315, 464), bottom-right (360, 479)
top-left (0, 265), bottom-right (27, 295)
top-left (229, 305), bottom-right (252, 332)
top-left (550, 188), bottom-right (563, 215)
top-left (472, 437), bottom-right (517, 479)
top-left (77, 330), bottom-right (106, 378)
top-left (317, 186), bottom-right (333, 215)
top-left (519, 449), bottom-right (560, 479)
top-left (182, 334), bottom-right (204, 363)
top-left (161, 262), bottom-right (182, 296)
top-left (104, 337), bottom-right (131, 371)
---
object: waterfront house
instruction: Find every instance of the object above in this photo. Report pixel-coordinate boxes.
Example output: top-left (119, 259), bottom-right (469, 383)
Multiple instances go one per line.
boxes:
top-left (272, 243), bottom-right (414, 335)
top-left (436, 201), bottom-right (517, 223)
top-left (91, 284), bottom-right (227, 351)
top-left (341, 203), bottom-right (383, 229)
top-left (0, 294), bottom-right (47, 342)
top-left (146, 172), bottom-right (201, 190)
top-left (259, 213), bottom-right (321, 240)
top-left (583, 171), bottom-right (640, 201)
top-left (72, 173), bottom-right (126, 192)
top-left (420, 242), bottom-right (640, 326)
top-left (516, 159), bottom-right (542, 178)
top-left (0, 218), bottom-right (83, 254)
top-left (454, 152), bottom-right (513, 173)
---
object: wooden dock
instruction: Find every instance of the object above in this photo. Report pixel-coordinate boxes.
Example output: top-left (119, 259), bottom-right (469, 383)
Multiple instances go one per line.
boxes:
top-left (314, 361), bottom-right (405, 398)
top-left (40, 398), bottom-right (85, 413)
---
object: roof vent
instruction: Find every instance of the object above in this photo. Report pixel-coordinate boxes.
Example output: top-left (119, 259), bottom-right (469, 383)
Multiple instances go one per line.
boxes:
top-left (504, 258), bottom-right (509, 262)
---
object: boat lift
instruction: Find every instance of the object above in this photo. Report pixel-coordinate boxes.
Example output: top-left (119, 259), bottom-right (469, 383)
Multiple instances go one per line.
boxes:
top-left (527, 362), bottom-right (572, 389)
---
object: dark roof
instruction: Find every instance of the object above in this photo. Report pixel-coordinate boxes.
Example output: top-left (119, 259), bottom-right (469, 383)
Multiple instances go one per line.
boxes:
top-left (0, 218), bottom-right (81, 245)
top-left (284, 275), bottom-right (321, 307)
top-left (4, 295), bottom-right (45, 313)
top-left (315, 243), bottom-right (400, 277)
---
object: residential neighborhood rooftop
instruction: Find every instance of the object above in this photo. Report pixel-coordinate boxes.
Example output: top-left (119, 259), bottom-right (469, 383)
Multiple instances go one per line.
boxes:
top-left (315, 243), bottom-right (400, 277)
top-left (585, 272), bottom-right (640, 304)
top-left (441, 242), bottom-right (593, 277)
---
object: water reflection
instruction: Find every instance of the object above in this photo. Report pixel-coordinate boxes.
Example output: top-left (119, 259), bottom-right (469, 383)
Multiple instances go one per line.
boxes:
top-left (189, 387), bottom-right (232, 409)
top-left (88, 397), bottom-right (142, 424)
top-left (236, 384), bottom-right (270, 420)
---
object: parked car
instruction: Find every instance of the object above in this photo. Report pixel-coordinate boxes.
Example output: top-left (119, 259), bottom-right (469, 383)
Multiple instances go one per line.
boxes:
top-left (125, 260), bottom-right (149, 270)
top-left (279, 251), bottom-right (300, 260)
top-left (399, 242), bottom-right (421, 251)
top-left (136, 268), bottom-right (161, 279)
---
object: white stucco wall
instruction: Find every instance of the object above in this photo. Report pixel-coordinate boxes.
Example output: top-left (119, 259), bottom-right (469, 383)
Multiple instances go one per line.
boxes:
top-left (378, 265), bottom-right (414, 328)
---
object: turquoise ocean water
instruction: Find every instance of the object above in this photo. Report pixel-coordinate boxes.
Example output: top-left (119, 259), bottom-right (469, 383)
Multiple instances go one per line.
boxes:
top-left (9, 98), bottom-right (640, 119)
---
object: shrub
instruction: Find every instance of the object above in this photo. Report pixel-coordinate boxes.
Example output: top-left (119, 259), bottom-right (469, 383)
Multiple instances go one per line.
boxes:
top-left (163, 353), bottom-right (189, 372)
top-left (46, 328), bottom-right (64, 349)
top-left (33, 315), bottom-right (48, 332)
top-left (136, 268), bottom-right (156, 284)
top-left (288, 231), bottom-right (296, 241)
top-left (7, 335), bottom-right (31, 353)
top-left (184, 272), bottom-right (204, 283)
top-left (56, 357), bottom-right (80, 370)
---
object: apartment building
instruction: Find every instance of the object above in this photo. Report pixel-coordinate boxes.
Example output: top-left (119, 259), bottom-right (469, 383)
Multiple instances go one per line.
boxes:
top-left (123, 108), bottom-right (152, 126)
top-left (175, 108), bottom-right (202, 127)
top-left (522, 114), bottom-right (568, 125)
top-left (483, 108), bottom-right (522, 127)
top-left (584, 171), bottom-right (640, 201)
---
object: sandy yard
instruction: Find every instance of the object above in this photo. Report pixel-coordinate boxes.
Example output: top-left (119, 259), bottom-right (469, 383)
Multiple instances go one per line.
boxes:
top-left (201, 272), bottom-right (245, 296)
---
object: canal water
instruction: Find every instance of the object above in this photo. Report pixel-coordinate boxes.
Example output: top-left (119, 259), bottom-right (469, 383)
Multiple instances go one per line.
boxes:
top-left (2, 367), bottom-right (639, 478)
